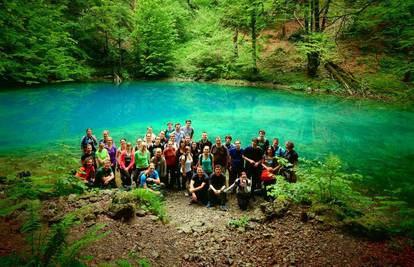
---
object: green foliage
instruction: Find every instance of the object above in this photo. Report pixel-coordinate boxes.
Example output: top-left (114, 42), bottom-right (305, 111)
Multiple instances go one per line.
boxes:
top-left (228, 216), bottom-right (250, 228)
top-left (1, 211), bottom-right (110, 267)
top-left (0, 0), bottom-right (90, 84)
top-left (296, 33), bottom-right (337, 65)
top-left (131, 189), bottom-right (167, 222)
top-left (54, 175), bottom-right (88, 196)
top-left (133, 0), bottom-right (178, 78)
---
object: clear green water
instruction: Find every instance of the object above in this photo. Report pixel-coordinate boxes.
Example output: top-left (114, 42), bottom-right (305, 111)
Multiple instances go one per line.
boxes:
top-left (1, 81), bottom-right (413, 201)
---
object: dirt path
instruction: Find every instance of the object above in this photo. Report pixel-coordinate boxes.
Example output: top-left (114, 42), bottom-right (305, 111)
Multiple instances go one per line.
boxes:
top-left (74, 191), bottom-right (414, 267)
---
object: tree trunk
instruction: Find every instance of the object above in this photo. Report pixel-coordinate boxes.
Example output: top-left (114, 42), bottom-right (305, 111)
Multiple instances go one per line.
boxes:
top-left (251, 6), bottom-right (258, 73)
top-left (307, 51), bottom-right (320, 77)
top-left (314, 0), bottom-right (320, 32)
top-left (233, 29), bottom-right (239, 59)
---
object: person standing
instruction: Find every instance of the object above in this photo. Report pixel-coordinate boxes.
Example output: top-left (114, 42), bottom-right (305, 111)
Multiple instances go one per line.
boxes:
top-left (99, 130), bottom-right (110, 145)
top-left (119, 142), bottom-right (135, 190)
top-left (242, 138), bottom-right (263, 196)
top-left (179, 146), bottom-right (193, 191)
top-left (151, 148), bottom-right (167, 187)
top-left (105, 137), bottom-right (117, 173)
top-left (229, 140), bottom-right (244, 185)
top-left (81, 128), bottom-right (98, 152)
top-left (163, 141), bottom-right (177, 189)
top-left (198, 146), bottom-right (214, 177)
top-left (133, 142), bottom-right (150, 186)
top-left (183, 119), bottom-right (194, 139)
top-left (211, 136), bottom-right (229, 174)
top-left (174, 123), bottom-right (185, 146)
top-left (95, 141), bottom-right (109, 168)
top-left (197, 132), bottom-right (212, 152)
top-left (271, 138), bottom-right (285, 157)
top-left (164, 122), bottom-right (174, 140)
top-left (257, 130), bottom-right (269, 154)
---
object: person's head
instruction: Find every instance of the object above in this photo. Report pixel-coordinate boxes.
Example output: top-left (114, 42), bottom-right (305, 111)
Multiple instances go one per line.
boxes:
top-left (167, 122), bottom-right (173, 129)
top-left (266, 147), bottom-right (273, 156)
top-left (126, 142), bottom-right (132, 152)
top-left (214, 165), bottom-right (222, 175)
top-left (145, 133), bottom-right (152, 142)
top-left (196, 166), bottom-right (204, 176)
top-left (103, 159), bottom-right (111, 169)
top-left (215, 136), bottom-right (222, 146)
top-left (185, 146), bottom-right (191, 154)
top-left (159, 131), bottom-right (165, 139)
top-left (170, 132), bottom-right (175, 142)
top-left (103, 130), bottom-right (109, 140)
top-left (175, 123), bottom-right (181, 131)
top-left (155, 148), bottom-right (162, 157)
top-left (85, 157), bottom-right (93, 167)
top-left (167, 141), bottom-right (173, 149)
top-left (148, 163), bottom-right (155, 174)
top-left (86, 128), bottom-right (92, 136)
top-left (185, 135), bottom-right (191, 144)
top-left (259, 130), bottom-right (266, 138)
top-left (240, 171), bottom-right (247, 179)
top-left (234, 140), bottom-right (241, 150)
top-left (273, 138), bottom-right (279, 146)
top-left (225, 135), bottom-right (232, 144)
top-left (285, 141), bottom-right (294, 151)
top-left (155, 136), bottom-right (161, 145)
top-left (120, 138), bottom-right (126, 147)
top-left (98, 141), bottom-right (105, 150)
top-left (86, 144), bottom-right (92, 153)
top-left (147, 126), bottom-right (153, 134)
top-left (179, 140), bottom-right (186, 149)
top-left (191, 142), bottom-right (197, 150)
top-left (136, 138), bottom-right (143, 145)
top-left (185, 119), bottom-right (191, 128)
top-left (201, 132), bottom-right (207, 141)
top-left (251, 138), bottom-right (258, 148)
top-left (107, 137), bottom-right (113, 147)
top-left (203, 146), bottom-right (210, 154)
top-left (141, 142), bottom-right (147, 151)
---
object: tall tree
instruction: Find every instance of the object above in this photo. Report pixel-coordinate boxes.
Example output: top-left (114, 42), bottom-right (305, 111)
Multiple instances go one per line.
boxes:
top-left (133, 0), bottom-right (177, 78)
top-left (0, 0), bottom-right (90, 84)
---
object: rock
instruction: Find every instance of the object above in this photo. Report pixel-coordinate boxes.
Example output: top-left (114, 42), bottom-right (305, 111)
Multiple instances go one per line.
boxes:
top-left (136, 209), bottom-right (146, 217)
top-left (151, 251), bottom-right (159, 259)
top-left (183, 254), bottom-right (190, 260)
top-left (227, 257), bottom-right (234, 265)
top-left (260, 199), bottom-right (290, 221)
top-left (107, 203), bottom-right (135, 221)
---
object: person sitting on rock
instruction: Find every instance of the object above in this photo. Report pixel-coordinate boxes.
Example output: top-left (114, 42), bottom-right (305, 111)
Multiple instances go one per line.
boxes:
top-left (207, 165), bottom-right (228, 211)
top-left (95, 159), bottom-right (115, 189)
top-left (76, 156), bottom-right (95, 187)
top-left (189, 166), bottom-right (208, 205)
top-left (225, 171), bottom-right (251, 210)
top-left (139, 163), bottom-right (161, 193)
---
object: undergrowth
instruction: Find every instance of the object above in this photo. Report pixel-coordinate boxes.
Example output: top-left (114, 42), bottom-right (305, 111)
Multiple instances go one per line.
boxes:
top-left (268, 155), bottom-right (414, 239)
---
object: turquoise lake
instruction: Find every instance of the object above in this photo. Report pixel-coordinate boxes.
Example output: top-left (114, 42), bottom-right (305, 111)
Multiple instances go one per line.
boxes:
top-left (0, 81), bottom-right (413, 202)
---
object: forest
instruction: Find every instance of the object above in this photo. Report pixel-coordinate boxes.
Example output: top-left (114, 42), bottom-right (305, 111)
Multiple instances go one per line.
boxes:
top-left (1, 0), bottom-right (413, 99)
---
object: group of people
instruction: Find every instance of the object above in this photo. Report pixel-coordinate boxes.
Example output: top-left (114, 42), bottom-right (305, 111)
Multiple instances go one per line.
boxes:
top-left (77, 120), bottom-right (299, 211)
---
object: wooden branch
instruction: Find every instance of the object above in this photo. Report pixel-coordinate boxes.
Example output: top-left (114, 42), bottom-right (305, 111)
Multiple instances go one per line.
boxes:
top-left (293, 10), bottom-right (306, 31)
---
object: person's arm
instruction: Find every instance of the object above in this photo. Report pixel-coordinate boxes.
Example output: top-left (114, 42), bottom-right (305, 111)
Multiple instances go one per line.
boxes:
top-left (104, 171), bottom-right (114, 184)
top-left (140, 173), bottom-right (147, 188)
top-left (189, 179), bottom-right (196, 193)
top-left (160, 158), bottom-right (167, 178)
top-left (224, 180), bottom-right (237, 193)
top-left (119, 153), bottom-right (126, 169)
top-left (127, 153), bottom-right (135, 171)
top-left (80, 136), bottom-right (85, 151)
top-left (180, 156), bottom-right (185, 174)
top-left (242, 155), bottom-right (254, 165)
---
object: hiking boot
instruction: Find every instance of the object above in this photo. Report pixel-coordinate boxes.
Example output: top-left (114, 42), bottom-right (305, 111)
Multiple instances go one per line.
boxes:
top-left (206, 202), bottom-right (212, 208)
